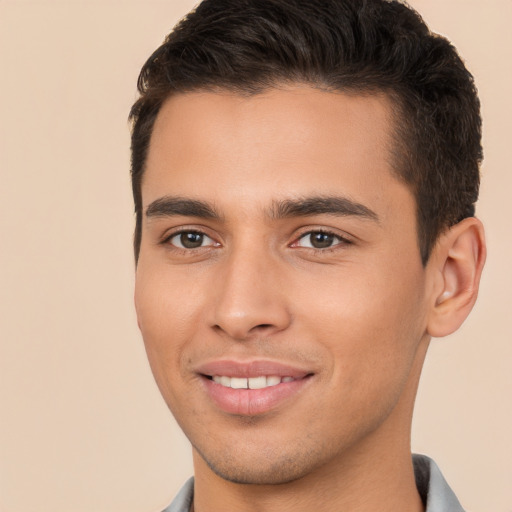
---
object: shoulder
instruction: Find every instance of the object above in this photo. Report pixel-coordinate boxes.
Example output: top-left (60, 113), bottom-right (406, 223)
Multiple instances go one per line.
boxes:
top-left (413, 454), bottom-right (466, 512)
top-left (161, 477), bottom-right (194, 512)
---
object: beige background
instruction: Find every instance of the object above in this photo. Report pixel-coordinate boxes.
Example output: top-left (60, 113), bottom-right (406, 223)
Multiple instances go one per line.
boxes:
top-left (0, 0), bottom-right (510, 511)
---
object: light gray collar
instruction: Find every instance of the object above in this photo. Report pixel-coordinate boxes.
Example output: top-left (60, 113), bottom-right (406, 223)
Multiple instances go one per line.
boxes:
top-left (413, 454), bottom-right (465, 512)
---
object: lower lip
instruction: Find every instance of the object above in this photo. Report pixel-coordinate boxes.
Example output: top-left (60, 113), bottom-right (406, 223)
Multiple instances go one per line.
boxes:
top-left (201, 376), bottom-right (312, 416)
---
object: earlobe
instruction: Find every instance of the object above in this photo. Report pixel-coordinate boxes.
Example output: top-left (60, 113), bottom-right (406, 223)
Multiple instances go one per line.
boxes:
top-left (427, 217), bottom-right (486, 338)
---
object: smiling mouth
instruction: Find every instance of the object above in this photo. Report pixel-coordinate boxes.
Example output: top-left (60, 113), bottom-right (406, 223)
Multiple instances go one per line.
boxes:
top-left (201, 372), bottom-right (314, 415)
top-left (197, 360), bottom-right (314, 415)
top-left (210, 375), bottom-right (297, 389)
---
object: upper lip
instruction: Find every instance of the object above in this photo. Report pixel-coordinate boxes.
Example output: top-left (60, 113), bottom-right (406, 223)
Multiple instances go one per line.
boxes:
top-left (195, 359), bottom-right (312, 379)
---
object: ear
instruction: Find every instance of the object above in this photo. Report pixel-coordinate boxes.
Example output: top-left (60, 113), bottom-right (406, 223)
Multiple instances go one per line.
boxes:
top-left (427, 217), bottom-right (486, 338)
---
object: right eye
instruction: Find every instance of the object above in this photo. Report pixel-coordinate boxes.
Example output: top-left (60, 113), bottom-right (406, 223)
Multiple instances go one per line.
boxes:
top-left (167, 231), bottom-right (217, 249)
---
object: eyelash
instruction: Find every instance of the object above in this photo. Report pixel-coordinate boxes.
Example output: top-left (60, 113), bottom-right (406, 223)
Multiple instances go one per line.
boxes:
top-left (291, 229), bottom-right (352, 252)
top-left (162, 228), bottom-right (352, 254)
top-left (162, 229), bottom-right (218, 251)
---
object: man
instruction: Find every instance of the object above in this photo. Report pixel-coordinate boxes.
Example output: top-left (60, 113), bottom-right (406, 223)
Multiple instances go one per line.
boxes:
top-left (129, 0), bottom-right (486, 511)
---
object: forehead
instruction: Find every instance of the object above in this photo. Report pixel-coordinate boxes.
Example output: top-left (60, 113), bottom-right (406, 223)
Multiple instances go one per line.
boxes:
top-left (143, 86), bottom-right (408, 219)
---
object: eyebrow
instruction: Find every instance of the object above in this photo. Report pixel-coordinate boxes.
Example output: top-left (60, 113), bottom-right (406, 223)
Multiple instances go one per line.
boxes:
top-left (146, 196), bottom-right (222, 220)
top-left (145, 194), bottom-right (379, 223)
top-left (270, 196), bottom-right (379, 222)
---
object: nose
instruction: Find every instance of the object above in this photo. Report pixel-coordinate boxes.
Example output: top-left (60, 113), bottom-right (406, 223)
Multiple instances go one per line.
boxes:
top-left (210, 245), bottom-right (292, 341)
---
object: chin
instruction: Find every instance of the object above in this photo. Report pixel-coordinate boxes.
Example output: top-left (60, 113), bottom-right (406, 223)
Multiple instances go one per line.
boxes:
top-left (204, 457), bottom-right (309, 485)
top-left (193, 438), bottom-right (330, 486)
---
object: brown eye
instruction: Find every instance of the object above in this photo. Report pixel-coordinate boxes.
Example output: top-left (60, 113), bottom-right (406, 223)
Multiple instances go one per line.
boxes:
top-left (295, 231), bottom-right (346, 249)
top-left (168, 231), bottom-right (214, 249)
top-left (309, 232), bottom-right (335, 248)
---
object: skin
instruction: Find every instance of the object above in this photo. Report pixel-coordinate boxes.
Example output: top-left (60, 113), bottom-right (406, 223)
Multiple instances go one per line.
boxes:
top-left (135, 86), bottom-right (486, 512)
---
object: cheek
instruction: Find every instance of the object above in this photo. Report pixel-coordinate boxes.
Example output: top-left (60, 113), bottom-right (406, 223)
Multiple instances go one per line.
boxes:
top-left (136, 262), bottom-right (203, 340)
top-left (134, 264), bottom-right (205, 392)
top-left (297, 261), bottom-right (427, 386)
top-left (135, 271), bottom-right (210, 425)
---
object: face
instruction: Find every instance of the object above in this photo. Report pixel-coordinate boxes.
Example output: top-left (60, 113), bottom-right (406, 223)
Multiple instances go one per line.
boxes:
top-left (135, 86), bottom-right (432, 485)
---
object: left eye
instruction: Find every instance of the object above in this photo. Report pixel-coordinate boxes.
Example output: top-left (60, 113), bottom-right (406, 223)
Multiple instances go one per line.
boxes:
top-left (168, 231), bottom-right (216, 249)
top-left (295, 231), bottom-right (345, 249)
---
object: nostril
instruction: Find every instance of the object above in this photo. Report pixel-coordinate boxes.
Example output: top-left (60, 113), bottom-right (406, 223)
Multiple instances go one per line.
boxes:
top-left (212, 322), bottom-right (280, 340)
top-left (248, 323), bottom-right (277, 334)
top-left (211, 298), bottom-right (292, 339)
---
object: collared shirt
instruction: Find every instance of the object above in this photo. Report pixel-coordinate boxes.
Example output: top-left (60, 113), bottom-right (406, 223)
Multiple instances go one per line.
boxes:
top-left (162, 454), bottom-right (465, 512)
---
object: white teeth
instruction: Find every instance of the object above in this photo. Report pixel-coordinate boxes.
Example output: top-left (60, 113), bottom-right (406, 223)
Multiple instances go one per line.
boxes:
top-left (266, 376), bottom-right (281, 386)
top-left (248, 376), bottom-right (267, 389)
top-left (211, 375), bottom-right (295, 389)
top-left (230, 377), bottom-right (248, 389)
